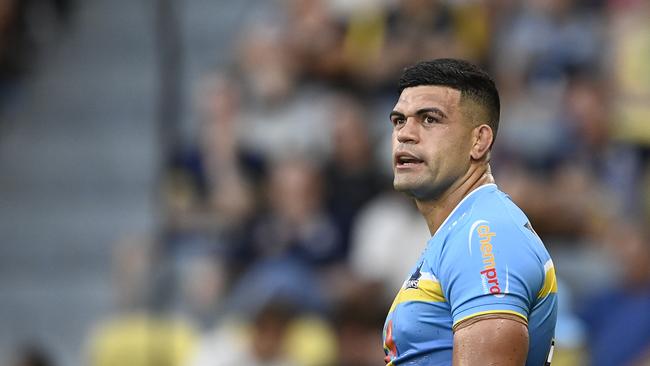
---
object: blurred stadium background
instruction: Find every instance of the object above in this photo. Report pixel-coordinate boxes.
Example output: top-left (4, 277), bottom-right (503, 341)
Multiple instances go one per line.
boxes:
top-left (1, 0), bottom-right (649, 365)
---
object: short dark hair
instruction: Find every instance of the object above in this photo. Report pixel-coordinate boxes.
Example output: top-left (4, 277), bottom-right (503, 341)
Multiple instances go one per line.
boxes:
top-left (398, 58), bottom-right (500, 143)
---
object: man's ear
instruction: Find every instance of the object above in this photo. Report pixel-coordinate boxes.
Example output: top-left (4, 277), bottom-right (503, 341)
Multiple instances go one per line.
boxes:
top-left (470, 124), bottom-right (493, 160)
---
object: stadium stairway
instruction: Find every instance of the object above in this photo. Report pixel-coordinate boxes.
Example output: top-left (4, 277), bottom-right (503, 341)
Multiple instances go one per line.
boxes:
top-left (0, 0), bottom-right (159, 364)
top-left (0, 0), bottom-right (253, 363)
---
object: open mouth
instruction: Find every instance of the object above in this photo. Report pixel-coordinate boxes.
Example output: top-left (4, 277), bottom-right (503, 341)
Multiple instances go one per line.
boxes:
top-left (395, 152), bottom-right (424, 168)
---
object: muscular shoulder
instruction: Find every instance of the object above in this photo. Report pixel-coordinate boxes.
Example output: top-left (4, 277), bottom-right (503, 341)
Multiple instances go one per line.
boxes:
top-left (437, 189), bottom-right (549, 317)
top-left (443, 189), bottom-right (536, 254)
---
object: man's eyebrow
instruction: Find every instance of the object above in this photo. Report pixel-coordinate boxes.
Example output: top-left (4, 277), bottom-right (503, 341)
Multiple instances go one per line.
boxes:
top-left (389, 108), bottom-right (448, 120)
top-left (389, 111), bottom-right (405, 119)
top-left (415, 107), bottom-right (447, 119)
top-left (388, 107), bottom-right (447, 118)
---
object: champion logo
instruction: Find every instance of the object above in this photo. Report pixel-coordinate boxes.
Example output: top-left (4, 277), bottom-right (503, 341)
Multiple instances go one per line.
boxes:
top-left (477, 224), bottom-right (501, 295)
top-left (469, 221), bottom-right (508, 297)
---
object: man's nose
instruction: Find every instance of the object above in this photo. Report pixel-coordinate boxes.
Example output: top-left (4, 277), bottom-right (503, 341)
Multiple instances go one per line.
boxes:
top-left (396, 117), bottom-right (419, 144)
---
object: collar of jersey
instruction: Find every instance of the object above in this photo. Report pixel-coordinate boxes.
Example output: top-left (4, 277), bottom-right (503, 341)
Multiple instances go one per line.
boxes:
top-left (431, 183), bottom-right (497, 239)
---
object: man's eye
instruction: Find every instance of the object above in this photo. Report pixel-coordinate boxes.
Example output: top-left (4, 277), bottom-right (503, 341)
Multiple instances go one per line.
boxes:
top-left (424, 116), bottom-right (438, 124)
top-left (392, 118), bottom-right (405, 126)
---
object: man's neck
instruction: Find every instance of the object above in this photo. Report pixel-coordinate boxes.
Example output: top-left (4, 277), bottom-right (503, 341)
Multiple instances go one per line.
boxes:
top-left (416, 164), bottom-right (495, 235)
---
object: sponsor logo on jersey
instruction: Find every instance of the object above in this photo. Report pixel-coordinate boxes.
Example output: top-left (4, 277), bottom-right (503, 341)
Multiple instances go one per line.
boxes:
top-left (405, 263), bottom-right (422, 289)
top-left (477, 224), bottom-right (502, 295)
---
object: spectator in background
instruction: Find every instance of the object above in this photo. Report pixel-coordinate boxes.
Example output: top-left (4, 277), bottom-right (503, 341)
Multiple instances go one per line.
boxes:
top-left (579, 221), bottom-right (650, 366)
top-left (0, 0), bottom-right (75, 106)
top-left (282, 0), bottom-right (346, 83)
top-left (328, 0), bottom-right (492, 92)
top-left (324, 96), bottom-right (386, 254)
top-left (333, 281), bottom-right (390, 366)
top-left (197, 74), bottom-right (257, 229)
top-left (607, 0), bottom-right (650, 220)
top-left (165, 73), bottom-right (257, 238)
top-left (348, 189), bottom-right (430, 293)
top-left (10, 344), bottom-right (55, 366)
top-left (190, 294), bottom-right (337, 366)
top-left (608, 0), bottom-right (650, 148)
top-left (0, 0), bottom-right (35, 83)
top-left (245, 302), bottom-right (297, 366)
top-left (85, 234), bottom-right (197, 366)
top-left (241, 158), bottom-right (344, 267)
top-left (190, 300), bottom-right (298, 366)
top-left (173, 244), bottom-right (229, 331)
top-left (493, 0), bottom-right (601, 93)
top-left (550, 279), bottom-right (587, 366)
top-left (496, 73), bottom-right (639, 240)
top-left (561, 75), bottom-right (642, 216)
top-left (234, 25), bottom-right (335, 162)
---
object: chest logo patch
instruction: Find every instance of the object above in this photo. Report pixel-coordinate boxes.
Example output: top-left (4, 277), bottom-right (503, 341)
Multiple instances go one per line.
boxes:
top-left (405, 263), bottom-right (423, 290)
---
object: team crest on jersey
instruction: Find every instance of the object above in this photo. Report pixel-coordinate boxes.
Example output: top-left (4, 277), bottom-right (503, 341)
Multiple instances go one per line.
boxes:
top-left (405, 262), bottom-right (423, 289)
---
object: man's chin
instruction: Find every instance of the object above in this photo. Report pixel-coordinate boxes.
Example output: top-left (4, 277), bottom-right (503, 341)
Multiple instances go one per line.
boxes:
top-left (393, 180), bottom-right (419, 197)
top-left (394, 179), bottom-right (444, 201)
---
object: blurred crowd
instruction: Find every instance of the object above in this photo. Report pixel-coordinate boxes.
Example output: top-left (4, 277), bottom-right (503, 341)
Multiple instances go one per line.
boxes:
top-left (6, 0), bottom-right (650, 365)
top-left (93, 0), bottom-right (650, 366)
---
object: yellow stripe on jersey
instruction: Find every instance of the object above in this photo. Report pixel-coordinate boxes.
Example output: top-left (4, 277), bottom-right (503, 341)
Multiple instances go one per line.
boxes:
top-left (537, 260), bottom-right (558, 299)
top-left (452, 310), bottom-right (528, 330)
top-left (388, 279), bottom-right (446, 313)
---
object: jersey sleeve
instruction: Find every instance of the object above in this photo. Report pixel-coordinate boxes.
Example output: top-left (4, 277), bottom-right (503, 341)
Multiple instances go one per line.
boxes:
top-left (438, 216), bottom-right (544, 329)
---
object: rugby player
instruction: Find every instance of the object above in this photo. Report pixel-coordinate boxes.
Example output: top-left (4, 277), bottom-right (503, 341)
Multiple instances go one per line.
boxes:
top-left (383, 59), bottom-right (558, 365)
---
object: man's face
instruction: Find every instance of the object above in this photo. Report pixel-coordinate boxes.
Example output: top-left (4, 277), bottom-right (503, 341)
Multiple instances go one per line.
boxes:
top-left (391, 85), bottom-right (475, 200)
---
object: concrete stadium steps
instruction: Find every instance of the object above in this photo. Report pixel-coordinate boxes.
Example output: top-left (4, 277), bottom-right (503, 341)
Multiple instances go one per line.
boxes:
top-left (0, 0), bottom-right (255, 364)
top-left (0, 0), bottom-right (157, 364)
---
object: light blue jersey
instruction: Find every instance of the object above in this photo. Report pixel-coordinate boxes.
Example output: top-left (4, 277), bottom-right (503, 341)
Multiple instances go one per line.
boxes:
top-left (383, 184), bottom-right (557, 366)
